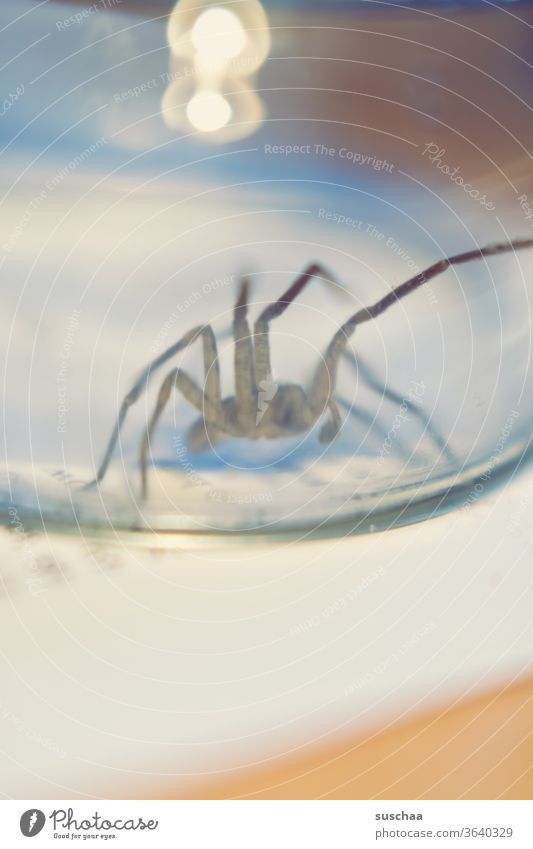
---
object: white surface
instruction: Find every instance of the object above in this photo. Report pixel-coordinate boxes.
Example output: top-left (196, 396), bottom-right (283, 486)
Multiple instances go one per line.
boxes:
top-left (1, 463), bottom-right (532, 798)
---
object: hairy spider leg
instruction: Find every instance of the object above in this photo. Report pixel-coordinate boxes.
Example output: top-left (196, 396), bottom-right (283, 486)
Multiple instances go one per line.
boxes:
top-left (310, 238), bottom-right (533, 415)
top-left (315, 371), bottom-right (412, 449)
top-left (86, 324), bottom-right (222, 487)
top-left (233, 276), bottom-right (258, 427)
top-left (140, 278), bottom-right (259, 498)
top-left (139, 369), bottom-right (219, 499)
top-left (253, 262), bottom-right (338, 386)
top-left (342, 350), bottom-right (456, 464)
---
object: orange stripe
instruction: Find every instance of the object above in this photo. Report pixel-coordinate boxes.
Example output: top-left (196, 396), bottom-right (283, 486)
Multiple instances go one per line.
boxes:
top-left (166, 677), bottom-right (533, 799)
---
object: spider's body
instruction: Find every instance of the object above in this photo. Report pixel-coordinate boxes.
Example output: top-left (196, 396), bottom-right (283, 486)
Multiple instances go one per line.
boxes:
top-left (87, 238), bottom-right (533, 498)
top-left (187, 385), bottom-right (318, 452)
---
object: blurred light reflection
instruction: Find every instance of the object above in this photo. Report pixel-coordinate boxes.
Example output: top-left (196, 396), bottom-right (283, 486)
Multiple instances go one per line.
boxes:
top-left (163, 0), bottom-right (270, 140)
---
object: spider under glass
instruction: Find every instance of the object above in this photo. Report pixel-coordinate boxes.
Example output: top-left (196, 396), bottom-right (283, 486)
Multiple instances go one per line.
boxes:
top-left (1, 0), bottom-right (533, 543)
top-left (86, 239), bottom-right (533, 511)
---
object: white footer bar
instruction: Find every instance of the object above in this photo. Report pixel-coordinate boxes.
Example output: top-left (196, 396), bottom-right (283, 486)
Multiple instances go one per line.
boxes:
top-left (1, 800), bottom-right (532, 848)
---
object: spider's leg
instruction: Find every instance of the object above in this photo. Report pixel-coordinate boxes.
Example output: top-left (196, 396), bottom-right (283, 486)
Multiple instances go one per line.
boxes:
top-left (342, 350), bottom-right (456, 464)
top-left (139, 368), bottom-right (221, 500)
top-left (233, 276), bottom-right (257, 426)
top-left (86, 324), bottom-right (222, 487)
top-left (309, 237), bottom-right (533, 414)
top-left (318, 399), bottom-right (343, 443)
top-left (317, 397), bottom-right (412, 460)
top-left (253, 262), bottom-right (337, 385)
top-left (201, 328), bottom-right (222, 413)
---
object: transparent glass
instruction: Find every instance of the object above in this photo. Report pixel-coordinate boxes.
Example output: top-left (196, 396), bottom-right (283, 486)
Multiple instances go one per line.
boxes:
top-left (1, 0), bottom-right (532, 542)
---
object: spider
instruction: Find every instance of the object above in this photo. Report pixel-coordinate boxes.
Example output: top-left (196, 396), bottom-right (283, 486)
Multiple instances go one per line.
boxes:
top-left (86, 237), bottom-right (533, 499)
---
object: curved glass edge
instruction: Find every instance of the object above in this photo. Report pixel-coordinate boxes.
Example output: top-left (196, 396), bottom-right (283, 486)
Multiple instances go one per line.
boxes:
top-left (1, 442), bottom-right (531, 548)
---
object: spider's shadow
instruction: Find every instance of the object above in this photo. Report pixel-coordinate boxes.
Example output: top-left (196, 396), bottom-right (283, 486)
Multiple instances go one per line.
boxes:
top-left (149, 421), bottom-right (341, 473)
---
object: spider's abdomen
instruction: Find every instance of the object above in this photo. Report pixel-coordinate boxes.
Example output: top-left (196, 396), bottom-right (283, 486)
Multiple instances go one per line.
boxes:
top-left (261, 385), bottom-right (315, 436)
